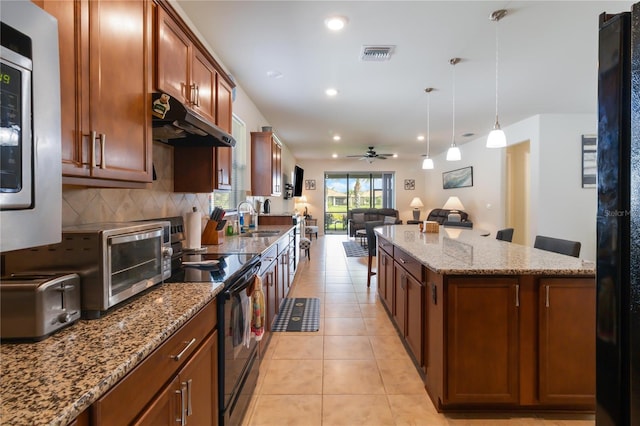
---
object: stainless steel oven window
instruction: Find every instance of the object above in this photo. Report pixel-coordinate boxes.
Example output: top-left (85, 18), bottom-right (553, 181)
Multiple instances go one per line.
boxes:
top-left (106, 230), bottom-right (163, 302)
top-left (0, 44), bottom-right (33, 208)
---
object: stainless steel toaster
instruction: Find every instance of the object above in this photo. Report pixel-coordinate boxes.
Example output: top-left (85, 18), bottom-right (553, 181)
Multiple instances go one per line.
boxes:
top-left (0, 273), bottom-right (81, 341)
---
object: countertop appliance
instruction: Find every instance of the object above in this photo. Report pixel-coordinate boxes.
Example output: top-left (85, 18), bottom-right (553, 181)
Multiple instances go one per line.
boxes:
top-left (0, 273), bottom-right (81, 341)
top-left (0, 2), bottom-right (61, 252)
top-left (263, 199), bottom-right (271, 214)
top-left (4, 221), bottom-right (172, 319)
top-left (163, 215), bottom-right (262, 425)
top-left (597, 6), bottom-right (640, 424)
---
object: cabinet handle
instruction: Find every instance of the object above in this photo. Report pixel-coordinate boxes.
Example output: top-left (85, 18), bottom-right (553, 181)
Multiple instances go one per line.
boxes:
top-left (195, 85), bottom-right (200, 106)
top-left (399, 258), bottom-right (407, 264)
top-left (431, 282), bottom-right (437, 305)
top-left (175, 384), bottom-right (186, 426)
top-left (99, 133), bottom-right (106, 169)
top-left (190, 84), bottom-right (199, 106)
top-left (545, 285), bottom-right (550, 308)
top-left (89, 131), bottom-right (97, 169)
top-left (185, 379), bottom-right (193, 416)
top-left (515, 284), bottom-right (520, 307)
top-left (171, 338), bottom-right (196, 362)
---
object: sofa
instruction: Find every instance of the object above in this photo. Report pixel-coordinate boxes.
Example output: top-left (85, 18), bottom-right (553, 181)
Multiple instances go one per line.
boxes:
top-left (426, 208), bottom-right (470, 225)
top-left (347, 208), bottom-right (402, 237)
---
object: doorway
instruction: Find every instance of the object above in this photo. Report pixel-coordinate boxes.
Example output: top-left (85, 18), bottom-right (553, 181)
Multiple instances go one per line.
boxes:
top-left (506, 141), bottom-right (530, 246)
top-left (323, 172), bottom-right (394, 234)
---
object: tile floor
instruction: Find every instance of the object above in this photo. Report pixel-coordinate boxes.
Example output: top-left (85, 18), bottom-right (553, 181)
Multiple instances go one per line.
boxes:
top-left (242, 235), bottom-right (595, 426)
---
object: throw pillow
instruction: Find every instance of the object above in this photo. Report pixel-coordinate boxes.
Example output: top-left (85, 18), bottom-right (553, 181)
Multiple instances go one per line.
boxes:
top-left (353, 213), bottom-right (365, 223)
top-left (383, 216), bottom-right (396, 225)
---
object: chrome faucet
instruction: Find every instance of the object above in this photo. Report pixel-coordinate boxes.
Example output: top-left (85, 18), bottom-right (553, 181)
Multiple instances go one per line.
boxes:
top-left (236, 201), bottom-right (256, 231)
top-left (236, 201), bottom-right (255, 215)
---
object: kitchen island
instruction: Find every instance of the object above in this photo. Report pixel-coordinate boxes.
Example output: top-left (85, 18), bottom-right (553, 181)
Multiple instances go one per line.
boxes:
top-left (374, 225), bottom-right (595, 413)
top-left (0, 225), bottom-right (295, 426)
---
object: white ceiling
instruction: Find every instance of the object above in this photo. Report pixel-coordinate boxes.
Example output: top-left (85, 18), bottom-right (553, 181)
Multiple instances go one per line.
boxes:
top-left (176, 0), bottom-right (632, 161)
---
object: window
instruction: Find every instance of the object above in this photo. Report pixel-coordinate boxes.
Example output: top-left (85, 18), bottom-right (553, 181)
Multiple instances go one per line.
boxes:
top-left (212, 114), bottom-right (247, 210)
top-left (324, 172), bottom-right (395, 234)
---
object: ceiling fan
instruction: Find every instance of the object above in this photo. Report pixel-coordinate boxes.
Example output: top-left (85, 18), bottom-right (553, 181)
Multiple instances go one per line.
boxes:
top-left (346, 146), bottom-right (394, 162)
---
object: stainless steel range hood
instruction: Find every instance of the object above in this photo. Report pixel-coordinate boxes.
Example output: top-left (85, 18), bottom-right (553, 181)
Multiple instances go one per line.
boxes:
top-left (151, 93), bottom-right (236, 148)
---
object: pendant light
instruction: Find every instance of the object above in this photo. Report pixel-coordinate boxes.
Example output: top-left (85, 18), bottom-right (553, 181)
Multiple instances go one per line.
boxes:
top-left (446, 58), bottom-right (461, 161)
top-left (422, 87), bottom-right (434, 169)
top-left (486, 9), bottom-right (507, 148)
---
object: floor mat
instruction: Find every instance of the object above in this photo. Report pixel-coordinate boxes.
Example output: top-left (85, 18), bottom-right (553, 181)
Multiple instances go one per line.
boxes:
top-left (271, 298), bottom-right (320, 332)
top-left (342, 241), bottom-right (368, 257)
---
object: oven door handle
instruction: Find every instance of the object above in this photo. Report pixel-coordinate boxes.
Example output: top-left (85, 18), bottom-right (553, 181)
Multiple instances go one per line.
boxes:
top-left (223, 264), bottom-right (261, 299)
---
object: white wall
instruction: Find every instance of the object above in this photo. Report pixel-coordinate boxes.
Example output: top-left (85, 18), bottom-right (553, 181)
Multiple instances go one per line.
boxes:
top-left (423, 114), bottom-right (597, 260)
top-left (298, 159), bottom-right (425, 232)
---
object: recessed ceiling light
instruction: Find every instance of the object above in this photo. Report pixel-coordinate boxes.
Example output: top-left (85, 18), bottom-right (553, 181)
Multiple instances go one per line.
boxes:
top-left (417, 135), bottom-right (425, 141)
top-left (332, 153), bottom-right (338, 158)
top-left (266, 70), bottom-right (284, 79)
top-left (393, 154), bottom-right (398, 158)
top-left (333, 135), bottom-right (341, 141)
top-left (325, 16), bottom-right (348, 31)
top-left (325, 88), bottom-right (338, 97)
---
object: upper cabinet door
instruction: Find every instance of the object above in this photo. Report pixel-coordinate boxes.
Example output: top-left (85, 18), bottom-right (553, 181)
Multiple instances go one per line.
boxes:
top-left (156, 6), bottom-right (191, 104)
top-left (88, 0), bottom-right (152, 182)
top-left (191, 49), bottom-right (216, 123)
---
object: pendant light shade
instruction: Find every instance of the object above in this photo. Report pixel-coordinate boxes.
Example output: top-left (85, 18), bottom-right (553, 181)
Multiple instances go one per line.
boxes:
top-left (422, 87), bottom-right (434, 170)
top-left (447, 58), bottom-right (461, 161)
top-left (486, 9), bottom-right (507, 148)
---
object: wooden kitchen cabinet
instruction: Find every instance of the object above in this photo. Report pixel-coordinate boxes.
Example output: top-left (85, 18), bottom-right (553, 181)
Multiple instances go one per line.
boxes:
top-left (377, 242), bottom-right (394, 311)
top-left (215, 76), bottom-right (233, 190)
top-left (251, 131), bottom-right (282, 196)
top-left (538, 278), bottom-right (596, 406)
top-left (173, 146), bottom-right (228, 193)
top-left (156, 5), bottom-right (215, 125)
top-left (446, 277), bottom-right (520, 405)
top-left (424, 268), bottom-right (444, 403)
top-left (392, 247), bottom-right (424, 366)
top-left (41, 0), bottom-right (153, 187)
top-left (134, 331), bottom-right (217, 426)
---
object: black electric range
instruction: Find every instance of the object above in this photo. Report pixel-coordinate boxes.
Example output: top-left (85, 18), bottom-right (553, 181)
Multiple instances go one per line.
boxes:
top-left (166, 252), bottom-right (260, 284)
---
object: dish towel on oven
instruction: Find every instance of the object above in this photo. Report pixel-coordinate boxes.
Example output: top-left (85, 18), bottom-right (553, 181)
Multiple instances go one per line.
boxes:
top-left (230, 291), bottom-right (252, 348)
top-left (251, 275), bottom-right (265, 341)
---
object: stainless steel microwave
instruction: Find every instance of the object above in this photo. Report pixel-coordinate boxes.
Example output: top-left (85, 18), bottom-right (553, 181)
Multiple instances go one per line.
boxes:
top-left (4, 221), bottom-right (173, 319)
top-left (0, 2), bottom-right (61, 252)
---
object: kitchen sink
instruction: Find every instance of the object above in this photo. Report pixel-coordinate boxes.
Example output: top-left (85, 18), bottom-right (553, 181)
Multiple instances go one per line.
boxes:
top-left (239, 230), bottom-right (281, 237)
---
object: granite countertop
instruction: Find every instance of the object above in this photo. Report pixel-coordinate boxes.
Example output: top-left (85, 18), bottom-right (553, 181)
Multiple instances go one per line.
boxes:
top-left (375, 225), bottom-right (595, 276)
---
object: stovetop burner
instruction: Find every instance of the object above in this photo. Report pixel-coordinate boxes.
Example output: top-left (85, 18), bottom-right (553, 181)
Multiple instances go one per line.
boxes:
top-left (166, 252), bottom-right (258, 284)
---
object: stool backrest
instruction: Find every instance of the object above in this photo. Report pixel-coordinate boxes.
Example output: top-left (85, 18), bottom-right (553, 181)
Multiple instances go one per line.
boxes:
top-left (534, 235), bottom-right (581, 257)
top-left (365, 221), bottom-right (384, 256)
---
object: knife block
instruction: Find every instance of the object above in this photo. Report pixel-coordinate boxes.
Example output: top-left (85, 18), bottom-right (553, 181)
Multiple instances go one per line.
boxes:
top-left (202, 220), bottom-right (224, 245)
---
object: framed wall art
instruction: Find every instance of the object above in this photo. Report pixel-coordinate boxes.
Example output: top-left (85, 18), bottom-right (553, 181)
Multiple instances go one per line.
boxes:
top-left (304, 179), bottom-right (316, 190)
top-left (404, 179), bottom-right (415, 190)
top-left (581, 135), bottom-right (597, 188)
top-left (442, 166), bottom-right (473, 189)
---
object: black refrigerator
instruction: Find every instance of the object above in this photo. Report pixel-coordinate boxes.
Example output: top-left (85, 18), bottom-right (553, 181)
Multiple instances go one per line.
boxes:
top-left (597, 4), bottom-right (640, 425)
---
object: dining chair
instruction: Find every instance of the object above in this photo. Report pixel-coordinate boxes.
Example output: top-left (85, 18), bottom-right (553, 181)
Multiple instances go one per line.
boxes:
top-left (496, 228), bottom-right (514, 242)
top-left (534, 235), bottom-right (581, 257)
top-left (365, 221), bottom-right (384, 288)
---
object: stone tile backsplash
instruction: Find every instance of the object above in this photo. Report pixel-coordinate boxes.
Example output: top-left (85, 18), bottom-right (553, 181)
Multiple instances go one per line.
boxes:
top-left (62, 142), bottom-right (210, 226)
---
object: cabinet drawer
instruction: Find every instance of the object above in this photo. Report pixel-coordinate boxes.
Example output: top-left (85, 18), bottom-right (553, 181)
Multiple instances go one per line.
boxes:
top-left (393, 247), bottom-right (423, 281)
top-left (92, 300), bottom-right (217, 425)
top-left (378, 237), bottom-right (394, 255)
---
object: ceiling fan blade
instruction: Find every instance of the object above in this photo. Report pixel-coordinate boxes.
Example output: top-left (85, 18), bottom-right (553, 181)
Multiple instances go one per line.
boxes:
top-left (377, 156), bottom-right (388, 159)
top-left (346, 155), bottom-right (364, 158)
top-left (379, 154), bottom-right (393, 157)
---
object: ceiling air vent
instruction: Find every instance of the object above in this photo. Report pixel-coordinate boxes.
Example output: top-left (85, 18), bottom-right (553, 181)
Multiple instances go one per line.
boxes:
top-left (360, 45), bottom-right (395, 62)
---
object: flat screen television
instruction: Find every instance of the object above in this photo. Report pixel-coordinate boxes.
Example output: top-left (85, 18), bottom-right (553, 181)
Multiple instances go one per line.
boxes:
top-left (293, 165), bottom-right (304, 197)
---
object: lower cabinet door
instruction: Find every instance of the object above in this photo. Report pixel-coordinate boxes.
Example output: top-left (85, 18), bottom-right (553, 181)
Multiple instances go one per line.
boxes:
top-left (405, 272), bottom-right (424, 365)
top-left (538, 278), bottom-right (595, 406)
top-left (134, 377), bottom-right (180, 426)
top-left (446, 277), bottom-right (520, 405)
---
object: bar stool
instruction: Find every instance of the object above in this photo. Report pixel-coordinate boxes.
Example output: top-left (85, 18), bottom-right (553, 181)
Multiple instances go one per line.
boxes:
top-left (305, 225), bottom-right (318, 240)
top-left (299, 237), bottom-right (311, 260)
